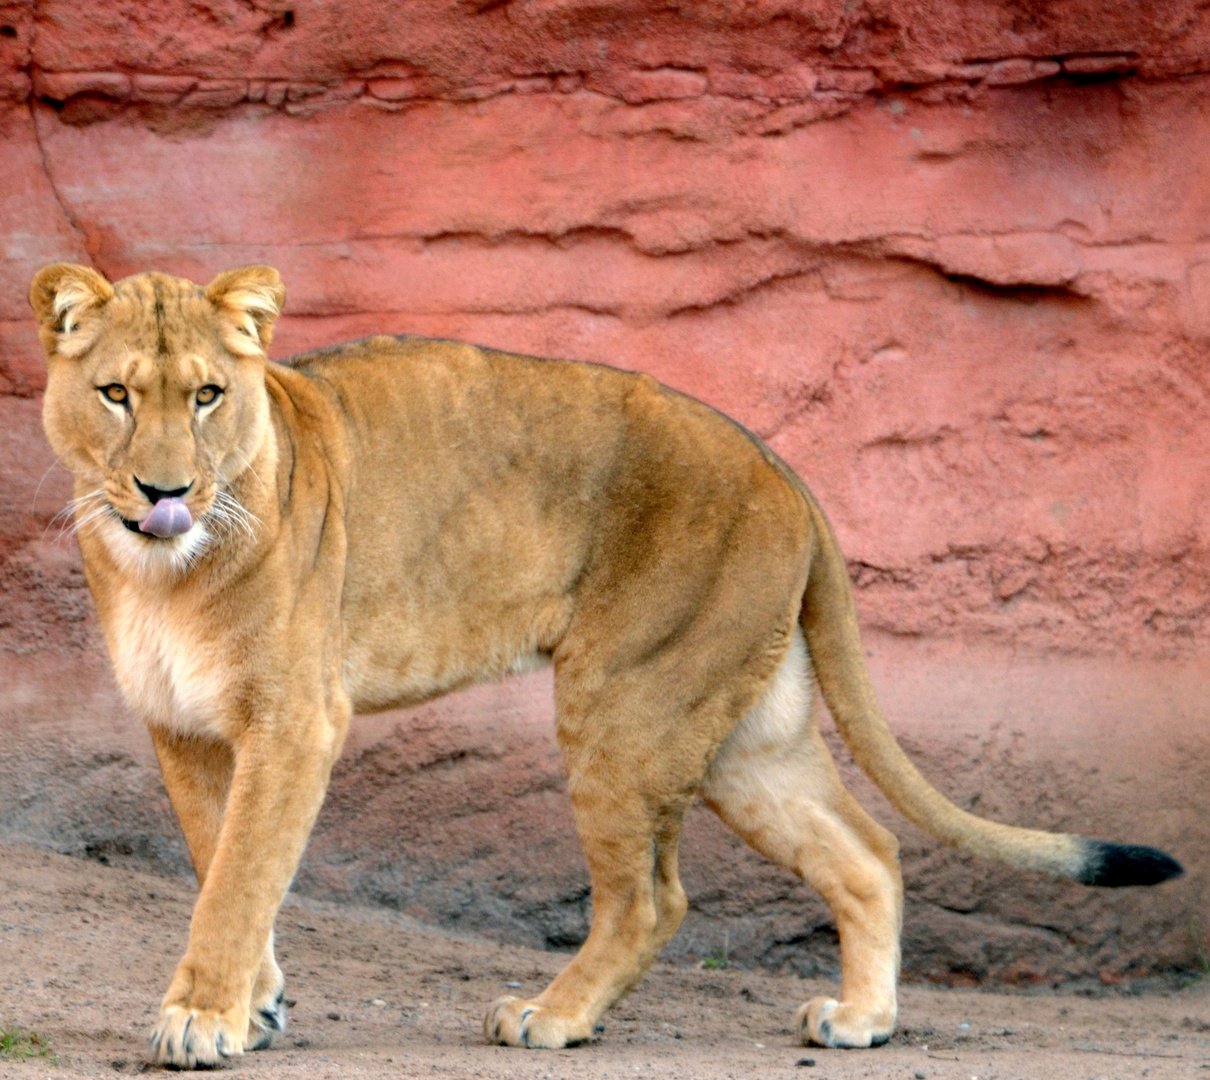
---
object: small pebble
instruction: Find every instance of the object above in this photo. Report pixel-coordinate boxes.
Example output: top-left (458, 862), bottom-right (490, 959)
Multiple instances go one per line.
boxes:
top-left (326, 1012), bottom-right (341, 1021)
top-left (371, 999), bottom-right (387, 1007)
top-left (505, 981), bottom-right (522, 988)
top-left (957, 1021), bottom-right (970, 1030)
top-left (915, 1072), bottom-right (926, 1079)
top-left (795, 1058), bottom-right (815, 1067)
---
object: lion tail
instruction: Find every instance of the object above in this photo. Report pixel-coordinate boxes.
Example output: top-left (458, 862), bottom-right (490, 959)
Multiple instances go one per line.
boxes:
top-left (798, 492), bottom-right (1182, 888)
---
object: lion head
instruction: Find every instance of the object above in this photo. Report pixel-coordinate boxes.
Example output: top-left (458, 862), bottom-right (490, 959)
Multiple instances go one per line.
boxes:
top-left (31, 264), bottom-right (285, 579)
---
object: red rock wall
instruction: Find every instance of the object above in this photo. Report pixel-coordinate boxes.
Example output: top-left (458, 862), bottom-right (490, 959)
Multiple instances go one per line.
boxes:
top-left (2, 1), bottom-right (1209, 984)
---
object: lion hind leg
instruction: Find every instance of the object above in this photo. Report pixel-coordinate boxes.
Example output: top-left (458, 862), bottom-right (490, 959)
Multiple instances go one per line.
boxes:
top-left (487, 653), bottom-right (717, 1051)
top-left (701, 627), bottom-right (903, 1049)
top-left (486, 784), bottom-right (690, 1049)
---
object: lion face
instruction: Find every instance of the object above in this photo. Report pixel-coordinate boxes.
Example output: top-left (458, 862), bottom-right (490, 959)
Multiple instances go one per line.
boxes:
top-left (31, 264), bottom-right (285, 579)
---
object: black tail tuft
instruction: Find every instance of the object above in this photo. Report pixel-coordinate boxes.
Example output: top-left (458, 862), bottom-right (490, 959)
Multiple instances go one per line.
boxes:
top-left (1077, 840), bottom-right (1184, 887)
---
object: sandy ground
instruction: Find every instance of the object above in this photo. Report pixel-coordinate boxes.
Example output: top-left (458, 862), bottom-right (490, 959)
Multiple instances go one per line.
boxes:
top-left (0, 843), bottom-right (1206, 1080)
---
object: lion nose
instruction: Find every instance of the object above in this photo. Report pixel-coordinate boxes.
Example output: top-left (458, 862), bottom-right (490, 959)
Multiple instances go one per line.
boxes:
top-left (134, 477), bottom-right (192, 504)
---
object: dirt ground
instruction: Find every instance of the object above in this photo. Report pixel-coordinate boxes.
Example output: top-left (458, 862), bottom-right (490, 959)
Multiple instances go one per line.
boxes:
top-left (0, 844), bottom-right (1206, 1080)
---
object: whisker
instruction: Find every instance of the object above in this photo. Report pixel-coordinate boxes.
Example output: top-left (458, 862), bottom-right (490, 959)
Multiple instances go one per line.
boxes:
top-left (229, 449), bottom-right (268, 495)
top-left (32, 456), bottom-right (73, 513)
top-left (63, 502), bottom-right (116, 540)
top-left (45, 489), bottom-right (108, 541)
top-left (211, 489), bottom-right (260, 540)
top-left (50, 489), bottom-right (105, 520)
top-left (47, 505), bottom-right (76, 531)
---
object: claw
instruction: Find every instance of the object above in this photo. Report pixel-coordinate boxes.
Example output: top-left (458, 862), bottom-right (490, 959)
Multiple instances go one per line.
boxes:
top-left (259, 998), bottom-right (286, 1032)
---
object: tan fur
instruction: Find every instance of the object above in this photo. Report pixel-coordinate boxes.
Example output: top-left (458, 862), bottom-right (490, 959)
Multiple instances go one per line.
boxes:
top-left (30, 263), bottom-right (1164, 1066)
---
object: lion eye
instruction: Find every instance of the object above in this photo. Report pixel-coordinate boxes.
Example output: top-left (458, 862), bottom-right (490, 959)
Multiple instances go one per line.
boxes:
top-left (99, 383), bottom-right (127, 405)
top-left (196, 385), bottom-right (223, 407)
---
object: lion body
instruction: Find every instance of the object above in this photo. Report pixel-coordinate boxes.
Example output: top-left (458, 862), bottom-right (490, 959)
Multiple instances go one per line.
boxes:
top-left (31, 264), bottom-right (1181, 1069)
top-left (304, 336), bottom-right (808, 719)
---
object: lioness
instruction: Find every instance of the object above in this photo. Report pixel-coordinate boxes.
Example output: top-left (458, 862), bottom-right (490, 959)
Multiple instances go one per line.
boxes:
top-left (30, 262), bottom-right (1181, 1069)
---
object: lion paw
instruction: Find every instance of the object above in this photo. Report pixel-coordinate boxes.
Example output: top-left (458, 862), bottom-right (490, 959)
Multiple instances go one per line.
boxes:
top-left (247, 943), bottom-right (286, 1050)
top-left (484, 996), bottom-right (598, 1049)
top-left (796, 997), bottom-right (893, 1049)
top-left (150, 1003), bottom-right (247, 1069)
top-left (247, 988), bottom-right (287, 1051)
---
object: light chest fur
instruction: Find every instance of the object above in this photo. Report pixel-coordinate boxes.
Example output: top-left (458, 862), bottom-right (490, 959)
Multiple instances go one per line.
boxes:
top-left (107, 586), bottom-right (231, 740)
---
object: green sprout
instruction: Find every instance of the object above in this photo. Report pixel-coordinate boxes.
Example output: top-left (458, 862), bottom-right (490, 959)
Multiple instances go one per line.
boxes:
top-left (0, 1027), bottom-right (59, 1065)
top-left (699, 930), bottom-right (730, 970)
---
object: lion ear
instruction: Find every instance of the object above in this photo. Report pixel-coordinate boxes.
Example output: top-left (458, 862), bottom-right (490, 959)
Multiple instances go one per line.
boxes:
top-left (29, 263), bottom-right (115, 358)
top-left (206, 265), bottom-right (285, 357)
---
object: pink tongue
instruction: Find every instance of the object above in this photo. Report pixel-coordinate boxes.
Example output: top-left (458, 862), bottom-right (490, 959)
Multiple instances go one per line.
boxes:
top-left (138, 497), bottom-right (193, 538)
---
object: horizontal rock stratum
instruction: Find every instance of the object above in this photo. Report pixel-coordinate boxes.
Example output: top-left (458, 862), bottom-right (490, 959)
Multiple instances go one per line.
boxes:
top-left (1, 1), bottom-right (1208, 986)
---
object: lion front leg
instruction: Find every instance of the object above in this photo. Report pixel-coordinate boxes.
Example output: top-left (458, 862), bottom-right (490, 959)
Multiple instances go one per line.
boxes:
top-left (149, 730), bottom-right (262, 1039)
top-left (150, 728), bottom-right (288, 1052)
top-left (150, 701), bottom-right (348, 1069)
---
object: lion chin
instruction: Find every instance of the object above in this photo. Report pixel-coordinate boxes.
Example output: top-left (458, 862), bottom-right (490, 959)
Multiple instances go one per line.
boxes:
top-left (99, 513), bottom-right (216, 582)
top-left (30, 262), bottom-right (1183, 1070)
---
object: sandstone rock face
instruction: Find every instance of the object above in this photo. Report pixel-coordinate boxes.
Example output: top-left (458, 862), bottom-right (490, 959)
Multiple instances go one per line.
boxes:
top-left (2, 1), bottom-right (1208, 986)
